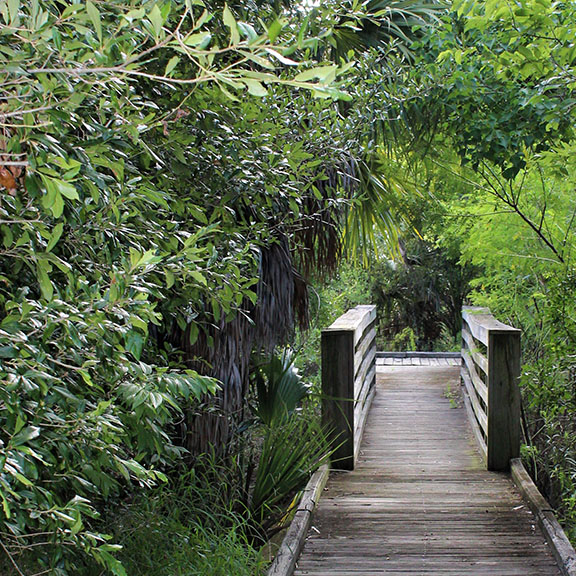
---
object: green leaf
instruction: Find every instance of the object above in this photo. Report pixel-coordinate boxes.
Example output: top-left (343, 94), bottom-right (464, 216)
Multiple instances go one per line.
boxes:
top-left (123, 459), bottom-right (147, 477)
top-left (36, 262), bottom-right (54, 300)
top-left (165, 55), bottom-right (180, 76)
top-left (12, 426), bottom-right (41, 446)
top-left (183, 31), bottom-right (212, 48)
top-left (125, 330), bottom-right (145, 360)
top-left (54, 179), bottom-right (79, 200)
top-left (46, 222), bottom-right (64, 252)
top-left (0, 345), bottom-right (16, 359)
top-left (223, 5), bottom-right (239, 45)
top-left (239, 52), bottom-right (275, 70)
top-left (267, 18), bottom-right (282, 43)
top-left (193, 9), bottom-right (212, 30)
top-left (244, 79), bottom-right (268, 97)
top-left (294, 65), bottom-right (338, 83)
top-left (52, 191), bottom-right (64, 218)
top-left (86, 1), bottom-right (102, 42)
top-left (219, 85), bottom-right (239, 101)
top-left (14, 416), bottom-right (25, 435)
top-left (13, 471), bottom-right (33, 487)
top-left (1, 492), bottom-right (11, 519)
top-left (7, 0), bottom-right (19, 26)
top-left (123, 7), bottom-right (146, 21)
top-left (165, 269), bottom-right (175, 288)
top-left (79, 369), bottom-right (94, 386)
top-left (190, 270), bottom-right (207, 285)
top-left (238, 21), bottom-right (258, 43)
top-left (188, 322), bottom-right (199, 346)
top-left (149, 4), bottom-right (163, 38)
top-left (264, 48), bottom-right (298, 66)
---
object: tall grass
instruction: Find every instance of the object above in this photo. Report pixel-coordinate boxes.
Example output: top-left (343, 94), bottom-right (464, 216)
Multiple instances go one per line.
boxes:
top-left (93, 457), bottom-right (268, 576)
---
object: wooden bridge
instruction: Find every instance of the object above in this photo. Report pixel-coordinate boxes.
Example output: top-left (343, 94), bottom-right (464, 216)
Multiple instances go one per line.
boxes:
top-left (270, 306), bottom-right (576, 576)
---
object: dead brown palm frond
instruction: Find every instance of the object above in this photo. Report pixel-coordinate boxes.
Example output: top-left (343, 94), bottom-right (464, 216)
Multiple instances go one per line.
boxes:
top-left (254, 235), bottom-right (295, 352)
top-left (171, 234), bottom-right (311, 456)
top-left (294, 157), bottom-right (358, 280)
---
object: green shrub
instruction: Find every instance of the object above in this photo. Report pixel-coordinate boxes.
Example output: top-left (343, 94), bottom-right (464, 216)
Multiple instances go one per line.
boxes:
top-left (92, 462), bottom-right (267, 576)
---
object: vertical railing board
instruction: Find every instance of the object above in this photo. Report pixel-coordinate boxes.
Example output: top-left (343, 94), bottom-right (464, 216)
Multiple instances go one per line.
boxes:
top-left (461, 307), bottom-right (521, 472)
top-left (322, 329), bottom-right (355, 470)
top-left (322, 305), bottom-right (376, 471)
top-left (487, 331), bottom-right (521, 471)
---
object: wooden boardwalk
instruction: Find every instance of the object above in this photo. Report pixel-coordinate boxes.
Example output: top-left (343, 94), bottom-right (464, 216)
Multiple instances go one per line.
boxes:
top-left (294, 364), bottom-right (561, 575)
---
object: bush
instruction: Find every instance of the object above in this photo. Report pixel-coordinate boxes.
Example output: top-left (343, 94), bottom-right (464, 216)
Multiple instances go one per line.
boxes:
top-left (371, 239), bottom-right (472, 351)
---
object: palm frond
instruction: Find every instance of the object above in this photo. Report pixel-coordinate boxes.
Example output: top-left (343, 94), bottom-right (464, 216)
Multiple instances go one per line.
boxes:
top-left (343, 156), bottom-right (409, 263)
top-left (331, 0), bottom-right (446, 61)
top-left (254, 349), bottom-right (310, 427)
top-left (249, 416), bottom-right (332, 531)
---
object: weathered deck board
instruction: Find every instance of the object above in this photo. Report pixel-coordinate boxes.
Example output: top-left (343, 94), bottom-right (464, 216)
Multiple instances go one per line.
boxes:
top-left (294, 365), bottom-right (560, 576)
top-left (376, 357), bottom-right (461, 367)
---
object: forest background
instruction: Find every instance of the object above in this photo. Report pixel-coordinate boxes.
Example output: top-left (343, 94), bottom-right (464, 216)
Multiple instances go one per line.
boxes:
top-left (1, 0), bottom-right (576, 574)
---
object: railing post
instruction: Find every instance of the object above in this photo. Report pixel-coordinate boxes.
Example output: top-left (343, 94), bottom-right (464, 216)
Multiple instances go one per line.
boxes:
top-left (487, 329), bottom-right (521, 471)
top-left (321, 305), bottom-right (377, 471)
top-left (322, 328), bottom-right (355, 470)
top-left (461, 307), bottom-right (521, 471)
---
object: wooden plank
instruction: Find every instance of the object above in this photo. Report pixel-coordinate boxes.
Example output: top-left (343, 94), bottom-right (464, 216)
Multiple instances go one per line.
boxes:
top-left (268, 465), bottom-right (330, 576)
top-left (462, 326), bottom-right (489, 375)
top-left (296, 366), bottom-right (560, 576)
top-left (376, 352), bottom-right (461, 359)
top-left (353, 381), bottom-right (376, 461)
top-left (354, 364), bottom-right (376, 421)
top-left (463, 306), bottom-right (519, 346)
top-left (354, 326), bottom-right (376, 376)
top-left (321, 329), bottom-right (355, 470)
top-left (296, 366), bottom-right (559, 576)
top-left (462, 382), bottom-right (488, 462)
top-left (461, 368), bottom-right (488, 435)
top-left (327, 305), bottom-right (376, 347)
top-left (487, 331), bottom-right (521, 471)
top-left (461, 349), bottom-right (488, 405)
top-left (511, 459), bottom-right (576, 576)
top-left (354, 346), bottom-right (376, 400)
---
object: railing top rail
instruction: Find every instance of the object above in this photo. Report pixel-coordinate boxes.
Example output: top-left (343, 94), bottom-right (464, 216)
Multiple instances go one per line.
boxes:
top-left (463, 306), bottom-right (520, 346)
top-left (325, 305), bottom-right (376, 335)
top-left (322, 305), bottom-right (377, 470)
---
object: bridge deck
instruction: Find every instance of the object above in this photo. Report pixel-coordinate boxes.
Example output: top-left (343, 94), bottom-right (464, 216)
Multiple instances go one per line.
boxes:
top-left (294, 364), bottom-right (561, 575)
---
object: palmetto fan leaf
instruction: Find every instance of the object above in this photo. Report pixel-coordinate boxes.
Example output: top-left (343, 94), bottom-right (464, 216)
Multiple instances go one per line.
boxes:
top-left (249, 416), bottom-right (331, 532)
top-left (254, 349), bottom-right (310, 427)
top-left (343, 154), bottom-right (414, 262)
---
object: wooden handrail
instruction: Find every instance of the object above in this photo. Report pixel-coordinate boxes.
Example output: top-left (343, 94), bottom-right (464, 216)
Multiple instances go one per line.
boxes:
top-left (461, 306), bottom-right (521, 471)
top-left (322, 305), bottom-right (377, 470)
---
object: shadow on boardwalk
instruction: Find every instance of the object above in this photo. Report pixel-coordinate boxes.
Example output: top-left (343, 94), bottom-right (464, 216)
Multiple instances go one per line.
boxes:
top-left (295, 365), bottom-right (560, 576)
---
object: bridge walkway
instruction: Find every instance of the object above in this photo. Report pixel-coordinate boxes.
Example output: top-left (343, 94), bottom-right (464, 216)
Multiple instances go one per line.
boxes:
top-left (294, 363), bottom-right (561, 575)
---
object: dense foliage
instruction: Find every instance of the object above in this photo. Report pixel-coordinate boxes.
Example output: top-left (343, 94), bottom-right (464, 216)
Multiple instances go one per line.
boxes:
top-left (0, 0), bottom-right (445, 572)
top-left (3, 0), bottom-right (576, 572)
top-left (0, 0), bottom-right (366, 572)
top-left (358, 0), bottom-right (576, 542)
top-left (386, 0), bottom-right (576, 541)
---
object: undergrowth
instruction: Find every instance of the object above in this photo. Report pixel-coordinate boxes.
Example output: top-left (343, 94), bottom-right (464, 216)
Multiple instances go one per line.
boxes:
top-left (85, 458), bottom-right (268, 576)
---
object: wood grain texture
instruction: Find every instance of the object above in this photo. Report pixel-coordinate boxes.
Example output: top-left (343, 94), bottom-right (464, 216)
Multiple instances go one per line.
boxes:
top-left (487, 332), bottom-right (521, 470)
top-left (268, 465), bottom-right (331, 576)
top-left (463, 306), bottom-right (519, 346)
top-left (511, 459), bottom-right (576, 576)
top-left (322, 306), bottom-right (377, 470)
top-left (295, 365), bottom-right (561, 576)
top-left (322, 330), bottom-right (355, 469)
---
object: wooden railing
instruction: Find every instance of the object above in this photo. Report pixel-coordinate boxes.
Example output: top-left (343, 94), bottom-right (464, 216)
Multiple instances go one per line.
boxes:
top-left (322, 305), bottom-right (377, 470)
top-left (461, 306), bottom-right (521, 471)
